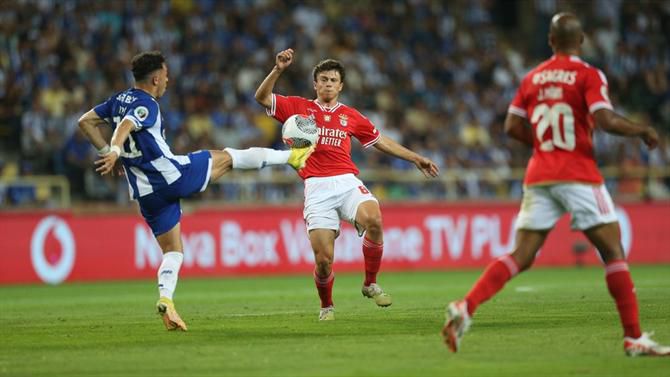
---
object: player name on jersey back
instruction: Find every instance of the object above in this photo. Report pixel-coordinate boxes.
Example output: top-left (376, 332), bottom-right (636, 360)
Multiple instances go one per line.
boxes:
top-left (532, 69), bottom-right (577, 85)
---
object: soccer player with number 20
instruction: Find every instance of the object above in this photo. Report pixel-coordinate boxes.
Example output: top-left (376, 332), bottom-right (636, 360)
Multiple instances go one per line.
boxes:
top-left (442, 13), bottom-right (669, 357)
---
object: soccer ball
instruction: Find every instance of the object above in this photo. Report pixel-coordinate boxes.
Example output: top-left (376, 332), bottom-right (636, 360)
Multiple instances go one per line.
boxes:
top-left (282, 114), bottom-right (319, 148)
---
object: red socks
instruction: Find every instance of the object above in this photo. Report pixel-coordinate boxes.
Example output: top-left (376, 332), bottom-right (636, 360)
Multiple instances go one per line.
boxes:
top-left (363, 237), bottom-right (383, 286)
top-left (605, 260), bottom-right (641, 339)
top-left (313, 236), bottom-right (382, 308)
top-left (462, 256), bottom-right (641, 339)
top-left (314, 270), bottom-right (334, 308)
top-left (465, 255), bottom-right (519, 316)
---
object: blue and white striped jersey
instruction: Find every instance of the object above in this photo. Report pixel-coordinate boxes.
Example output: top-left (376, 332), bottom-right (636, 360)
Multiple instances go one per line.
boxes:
top-left (94, 88), bottom-right (193, 199)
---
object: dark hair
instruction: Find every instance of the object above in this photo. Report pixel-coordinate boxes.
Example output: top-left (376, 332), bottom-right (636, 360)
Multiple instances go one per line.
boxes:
top-left (131, 51), bottom-right (166, 82)
top-left (312, 59), bottom-right (345, 83)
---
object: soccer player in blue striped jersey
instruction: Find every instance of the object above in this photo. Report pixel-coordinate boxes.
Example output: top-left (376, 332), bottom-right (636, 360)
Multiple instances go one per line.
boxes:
top-left (78, 51), bottom-right (313, 331)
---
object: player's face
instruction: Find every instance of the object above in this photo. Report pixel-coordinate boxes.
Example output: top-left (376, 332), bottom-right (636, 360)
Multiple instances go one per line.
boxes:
top-left (155, 63), bottom-right (169, 98)
top-left (313, 70), bottom-right (343, 102)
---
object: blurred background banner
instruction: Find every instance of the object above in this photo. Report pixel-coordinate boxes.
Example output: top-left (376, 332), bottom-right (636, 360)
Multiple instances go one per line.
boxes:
top-left (1, 0), bottom-right (669, 207)
top-left (2, 202), bottom-right (668, 285)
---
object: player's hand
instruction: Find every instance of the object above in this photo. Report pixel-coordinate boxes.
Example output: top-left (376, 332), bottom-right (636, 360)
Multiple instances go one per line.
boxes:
top-left (275, 49), bottom-right (294, 71)
top-left (641, 126), bottom-right (659, 149)
top-left (414, 156), bottom-right (439, 178)
top-left (95, 150), bottom-right (120, 176)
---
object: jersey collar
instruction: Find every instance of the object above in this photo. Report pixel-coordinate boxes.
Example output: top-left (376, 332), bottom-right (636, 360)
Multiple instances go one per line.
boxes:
top-left (313, 99), bottom-right (341, 113)
top-left (551, 54), bottom-right (582, 63)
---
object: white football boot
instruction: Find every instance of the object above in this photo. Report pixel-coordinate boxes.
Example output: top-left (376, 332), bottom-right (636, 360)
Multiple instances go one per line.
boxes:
top-left (442, 300), bottom-right (471, 352)
top-left (624, 332), bottom-right (670, 356)
top-left (319, 306), bottom-right (335, 321)
top-left (361, 283), bottom-right (392, 307)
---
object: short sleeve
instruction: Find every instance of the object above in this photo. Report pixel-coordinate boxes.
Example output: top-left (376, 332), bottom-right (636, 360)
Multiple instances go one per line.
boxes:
top-left (122, 99), bottom-right (159, 131)
top-left (508, 84), bottom-right (527, 118)
top-left (267, 94), bottom-right (302, 123)
top-left (93, 96), bottom-right (114, 122)
top-left (584, 68), bottom-right (614, 114)
top-left (351, 110), bottom-right (381, 148)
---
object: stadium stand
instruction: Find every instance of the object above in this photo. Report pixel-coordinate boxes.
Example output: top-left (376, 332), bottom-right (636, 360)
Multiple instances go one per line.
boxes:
top-left (1, 0), bottom-right (668, 207)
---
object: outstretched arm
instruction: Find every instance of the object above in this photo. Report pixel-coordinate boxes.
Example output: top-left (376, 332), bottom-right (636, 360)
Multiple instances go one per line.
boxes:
top-left (255, 48), bottom-right (294, 109)
top-left (593, 109), bottom-right (659, 149)
top-left (78, 109), bottom-right (111, 154)
top-left (503, 113), bottom-right (534, 147)
top-left (373, 135), bottom-right (439, 178)
top-left (94, 119), bottom-right (134, 176)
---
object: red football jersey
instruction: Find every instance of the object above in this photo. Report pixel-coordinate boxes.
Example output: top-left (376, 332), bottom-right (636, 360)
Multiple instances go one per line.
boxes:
top-left (509, 54), bottom-right (613, 185)
top-left (267, 94), bottom-right (381, 179)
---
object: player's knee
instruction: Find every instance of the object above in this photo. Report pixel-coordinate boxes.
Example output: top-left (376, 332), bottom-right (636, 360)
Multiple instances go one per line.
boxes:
top-left (359, 213), bottom-right (383, 234)
top-left (314, 253), bottom-right (333, 271)
top-left (210, 150), bottom-right (233, 180)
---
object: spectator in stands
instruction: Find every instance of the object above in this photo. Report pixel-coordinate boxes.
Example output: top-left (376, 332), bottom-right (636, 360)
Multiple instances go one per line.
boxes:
top-left (1, 0), bottom-right (668, 205)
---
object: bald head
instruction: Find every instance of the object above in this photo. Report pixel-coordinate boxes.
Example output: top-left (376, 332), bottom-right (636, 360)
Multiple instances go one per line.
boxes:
top-left (549, 12), bottom-right (584, 53)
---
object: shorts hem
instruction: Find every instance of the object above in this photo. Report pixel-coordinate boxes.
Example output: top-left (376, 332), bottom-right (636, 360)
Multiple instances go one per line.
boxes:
top-left (571, 219), bottom-right (618, 231)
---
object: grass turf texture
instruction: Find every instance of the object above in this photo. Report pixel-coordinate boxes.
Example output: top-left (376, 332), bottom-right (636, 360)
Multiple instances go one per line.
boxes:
top-left (1, 266), bottom-right (669, 376)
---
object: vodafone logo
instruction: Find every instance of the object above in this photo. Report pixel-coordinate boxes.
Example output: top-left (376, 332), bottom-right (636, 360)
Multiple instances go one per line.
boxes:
top-left (30, 216), bottom-right (75, 284)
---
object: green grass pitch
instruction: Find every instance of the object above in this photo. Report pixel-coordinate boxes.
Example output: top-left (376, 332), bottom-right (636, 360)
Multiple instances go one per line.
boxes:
top-left (1, 265), bottom-right (669, 376)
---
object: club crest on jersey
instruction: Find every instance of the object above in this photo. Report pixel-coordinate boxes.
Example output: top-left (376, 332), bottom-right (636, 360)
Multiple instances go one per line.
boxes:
top-left (338, 114), bottom-right (348, 127)
top-left (134, 106), bottom-right (149, 121)
top-left (324, 115), bottom-right (331, 122)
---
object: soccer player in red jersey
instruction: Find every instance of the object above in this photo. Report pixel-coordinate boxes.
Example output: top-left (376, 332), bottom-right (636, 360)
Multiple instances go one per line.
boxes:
top-left (256, 48), bottom-right (439, 321)
top-left (442, 13), bottom-right (670, 356)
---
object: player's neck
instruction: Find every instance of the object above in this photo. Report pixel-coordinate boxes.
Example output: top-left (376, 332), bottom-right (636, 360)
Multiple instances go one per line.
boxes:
top-left (553, 49), bottom-right (580, 58)
top-left (315, 97), bottom-right (338, 108)
top-left (134, 84), bottom-right (158, 99)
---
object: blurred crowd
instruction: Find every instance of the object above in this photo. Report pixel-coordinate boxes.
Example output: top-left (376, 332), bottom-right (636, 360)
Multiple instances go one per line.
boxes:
top-left (1, 0), bottom-right (669, 206)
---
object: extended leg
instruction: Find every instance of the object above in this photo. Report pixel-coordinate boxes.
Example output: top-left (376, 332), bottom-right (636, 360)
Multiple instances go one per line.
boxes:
top-left (442, 229), bottom-right (549, 352)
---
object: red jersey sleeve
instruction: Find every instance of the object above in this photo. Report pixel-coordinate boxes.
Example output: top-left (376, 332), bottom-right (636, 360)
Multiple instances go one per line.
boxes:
top-left (267, 94), bottom-right (304, 123)
top-left (584, 68), bottom-right (614, 114)
top-left (508, 81), bottom-right (528, 118)
top-left (351, 110), bottom-right (381, 148)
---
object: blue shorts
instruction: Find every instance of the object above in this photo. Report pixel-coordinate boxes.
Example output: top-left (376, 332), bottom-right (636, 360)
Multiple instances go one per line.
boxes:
top-left (138, 150), bottom-right (212, 236)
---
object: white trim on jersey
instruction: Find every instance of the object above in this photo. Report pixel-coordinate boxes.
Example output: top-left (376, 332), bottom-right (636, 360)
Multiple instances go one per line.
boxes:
top-left (122, 114), bottom-right (143, 131)
top-left (129, 166), bottom-right (154, 197)
top-left (146, 120), bottom-right (190, 165)
top-left (589, 101), bottom-right (614, 114)
top-left (150, 156), bottom-right (182, 185)
top-left (596, 69), bottom-right (609, 85)
top-left (569, 55), bottom-right (583, 63)
top-left (200, 157), bottom-right (213, 192)
top-left (123, 165), bottom-right (134, 199)
top-left (313, 99), bottom-right (341, 113)
top-left (363, 133), bottom-right (381, 148)
top-left (266, 93), bottom-right (276, 116)
top-left (508, 105), bottom-right (527, 118)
